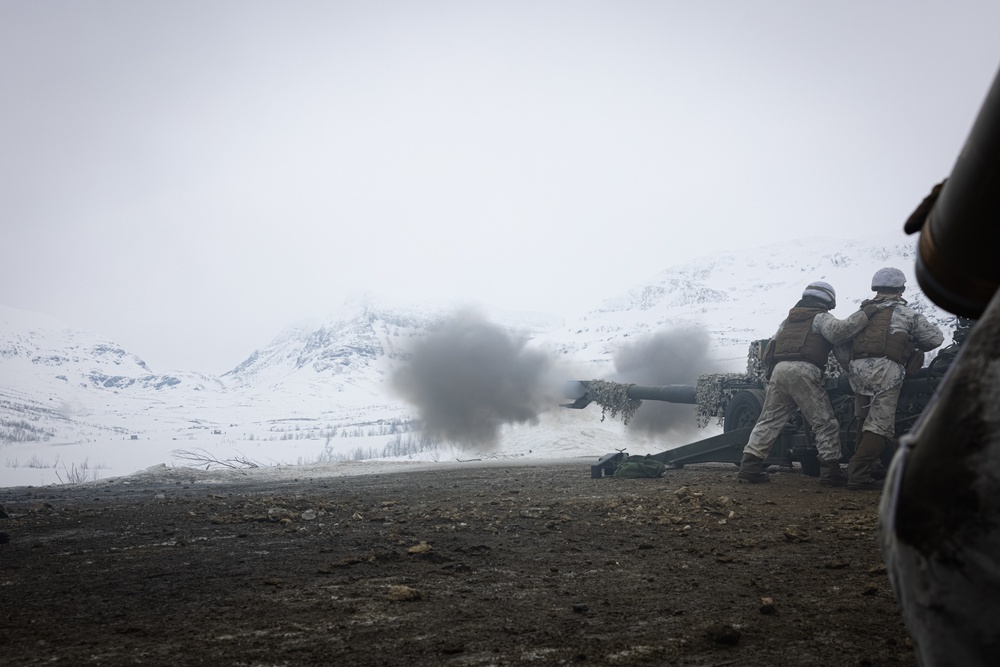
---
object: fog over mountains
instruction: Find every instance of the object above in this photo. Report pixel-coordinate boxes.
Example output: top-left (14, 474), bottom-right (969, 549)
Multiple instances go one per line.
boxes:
top-left (0, 232), bottom-right (958, 487)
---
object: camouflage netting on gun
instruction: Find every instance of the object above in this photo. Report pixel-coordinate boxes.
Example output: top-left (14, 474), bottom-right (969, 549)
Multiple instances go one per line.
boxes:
top-left (824, 352), bottom-right (845, 381)
top-left (694, 373), bottom-right (745, 427)
top-left (585, 379), bottom-right (642, 426)
top-left (746, 339), bottom-right (768, 382)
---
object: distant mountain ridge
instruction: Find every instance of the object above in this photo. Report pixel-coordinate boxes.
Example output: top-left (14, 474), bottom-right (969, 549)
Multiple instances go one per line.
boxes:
top-left (552, 233), bottom-right (954, 371)
top-left (0, 234), bottom-right (959, 444)
top-left (221, 300), bottom-right (438, 405)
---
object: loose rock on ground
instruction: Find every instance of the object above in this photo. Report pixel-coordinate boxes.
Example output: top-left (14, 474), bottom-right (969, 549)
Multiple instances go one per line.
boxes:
top-left (0, 461), bottom-right (915, 666)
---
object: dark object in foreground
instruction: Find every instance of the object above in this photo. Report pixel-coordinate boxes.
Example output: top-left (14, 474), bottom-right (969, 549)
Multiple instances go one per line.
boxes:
top-left (882, 62), bottom-right (1000, 667)
top-left (882, 281), bottom-right (1000, 667)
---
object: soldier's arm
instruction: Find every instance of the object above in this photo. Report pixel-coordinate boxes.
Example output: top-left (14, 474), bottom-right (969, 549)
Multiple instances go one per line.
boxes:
top-left (816, 309), bottom-right (869, 345)
top-left (912, 315), bottom-right (945, 351)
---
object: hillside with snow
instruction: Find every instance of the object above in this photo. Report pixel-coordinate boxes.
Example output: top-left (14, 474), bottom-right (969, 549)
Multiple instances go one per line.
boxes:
top-left (548, 233), bottom-right (951, 371)
top-left (0, 233), bottom-right (958, 487)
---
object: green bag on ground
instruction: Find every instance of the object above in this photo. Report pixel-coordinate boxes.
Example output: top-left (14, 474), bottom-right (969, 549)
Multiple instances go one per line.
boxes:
top-left (613, 455), bottom-right (666, 479)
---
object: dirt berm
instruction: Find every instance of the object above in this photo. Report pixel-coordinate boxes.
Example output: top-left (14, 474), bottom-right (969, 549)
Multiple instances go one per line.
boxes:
top-left (0, 460), bottom-right (916, 666)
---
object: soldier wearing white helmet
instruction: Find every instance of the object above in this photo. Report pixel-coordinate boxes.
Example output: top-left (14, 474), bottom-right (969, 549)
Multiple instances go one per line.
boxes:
top-left (738, 281), bottom-right (870, 486)
top-left (846, 267), bottom-right (944, 490)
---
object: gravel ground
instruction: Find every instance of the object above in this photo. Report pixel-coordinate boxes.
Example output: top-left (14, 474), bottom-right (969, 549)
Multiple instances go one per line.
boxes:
top-left (0, 460), bottom-right (915, 666)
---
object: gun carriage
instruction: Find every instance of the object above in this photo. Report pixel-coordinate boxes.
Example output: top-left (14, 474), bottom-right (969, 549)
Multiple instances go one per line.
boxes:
top-left (565, 334), bottom-right (965, 478)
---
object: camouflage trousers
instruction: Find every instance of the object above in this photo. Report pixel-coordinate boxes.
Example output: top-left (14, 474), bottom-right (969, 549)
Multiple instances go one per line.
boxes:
top-left (744, 361), bottom-right (842, 463)
top-left (854, 385), bottom-right (901, 441)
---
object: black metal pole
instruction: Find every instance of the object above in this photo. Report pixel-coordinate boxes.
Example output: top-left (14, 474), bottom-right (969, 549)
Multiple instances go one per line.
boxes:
top-left (911, 64), bottom-right (1000, 318)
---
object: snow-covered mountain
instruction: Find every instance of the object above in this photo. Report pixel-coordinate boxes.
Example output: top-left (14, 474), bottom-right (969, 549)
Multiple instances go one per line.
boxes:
top-left (224, 299), bottom-right (431, 396)
top-left (549, 233), bottom-right (954, 372)
top-left (0, 233), bottom-right (960, 487)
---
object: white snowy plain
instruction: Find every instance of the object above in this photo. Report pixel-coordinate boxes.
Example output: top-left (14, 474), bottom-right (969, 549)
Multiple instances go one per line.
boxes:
top-left (0, 406), bottom-right (667, 489)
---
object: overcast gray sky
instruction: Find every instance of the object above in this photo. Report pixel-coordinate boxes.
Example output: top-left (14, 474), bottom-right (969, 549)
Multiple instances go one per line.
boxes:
top-left (3, 1), bottom-right (999, 374)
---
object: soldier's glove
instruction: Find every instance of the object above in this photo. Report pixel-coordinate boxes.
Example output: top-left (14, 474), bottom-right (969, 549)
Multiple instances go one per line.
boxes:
top-left (862, 304), bottom-right (879, 318)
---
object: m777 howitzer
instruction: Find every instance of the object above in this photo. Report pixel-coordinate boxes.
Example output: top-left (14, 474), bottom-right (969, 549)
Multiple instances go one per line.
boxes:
top-left (564, 335), bottom-right (965, 478)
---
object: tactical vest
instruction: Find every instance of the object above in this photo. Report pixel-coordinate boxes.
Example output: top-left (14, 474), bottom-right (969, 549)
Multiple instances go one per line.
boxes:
top-left (853, 303), bottom-right (909, 363)
top-left (772, 307), bottom-right (832, 369)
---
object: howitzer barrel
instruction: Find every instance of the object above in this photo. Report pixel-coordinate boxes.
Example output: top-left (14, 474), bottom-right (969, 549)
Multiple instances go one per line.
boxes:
top-left (561, 380), bottom-right (697, 409)
top-left (625, 384), bottom-right (698, 404)
top-left (911, 65), bottom-right (1000, 318)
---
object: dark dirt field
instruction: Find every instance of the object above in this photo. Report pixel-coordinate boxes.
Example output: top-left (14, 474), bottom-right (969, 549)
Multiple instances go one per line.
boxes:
top-left (0, 461), bottom-right (915, 666)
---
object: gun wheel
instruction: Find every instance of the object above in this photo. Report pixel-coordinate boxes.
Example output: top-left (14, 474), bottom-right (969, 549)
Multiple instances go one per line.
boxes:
top-left (723, 389), bottom-right (765, 432)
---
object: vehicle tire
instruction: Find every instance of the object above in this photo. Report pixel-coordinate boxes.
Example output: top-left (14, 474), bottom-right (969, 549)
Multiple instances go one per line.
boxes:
top-left (723, 389), bottom-right (765, 433)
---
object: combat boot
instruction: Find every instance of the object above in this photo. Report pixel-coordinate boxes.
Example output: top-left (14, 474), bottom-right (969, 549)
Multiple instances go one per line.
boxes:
top-left (737, 453), bottom-right (769, 484)
top-left (818, 459), bottom-right (847, 487)
top-left (847, 432), bottom-right (886, 490)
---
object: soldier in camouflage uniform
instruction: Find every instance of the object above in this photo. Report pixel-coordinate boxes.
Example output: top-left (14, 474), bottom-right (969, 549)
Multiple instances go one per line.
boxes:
top-left (846, 267), bottom-right (944, 490)
top-left (738, 281), bottom-right (869, 486)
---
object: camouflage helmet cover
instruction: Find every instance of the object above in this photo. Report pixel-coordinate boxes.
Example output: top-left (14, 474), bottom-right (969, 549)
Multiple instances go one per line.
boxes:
top-left (872, 267), bottom-right (906, 291)
top-left (802, 280), bottom-right (836, 308)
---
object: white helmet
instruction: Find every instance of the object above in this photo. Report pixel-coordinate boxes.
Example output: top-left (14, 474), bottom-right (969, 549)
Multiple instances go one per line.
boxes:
top-left (802, 280), bottom-right (836, 308)
top-left (872, 267), bottom-right (906, 291)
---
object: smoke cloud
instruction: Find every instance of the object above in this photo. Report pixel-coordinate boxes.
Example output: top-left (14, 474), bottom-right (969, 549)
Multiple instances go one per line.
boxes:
top-left (392, 315), bottom-right (729, 448)
top-left (391, 310), bottom-right (557, 449)
top-left (612, 325), bottom-right (727, 438)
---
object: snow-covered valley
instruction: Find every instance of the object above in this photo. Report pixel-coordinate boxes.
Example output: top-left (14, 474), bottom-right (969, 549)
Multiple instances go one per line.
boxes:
top-left (1, 233), bottom-right (958, 487)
